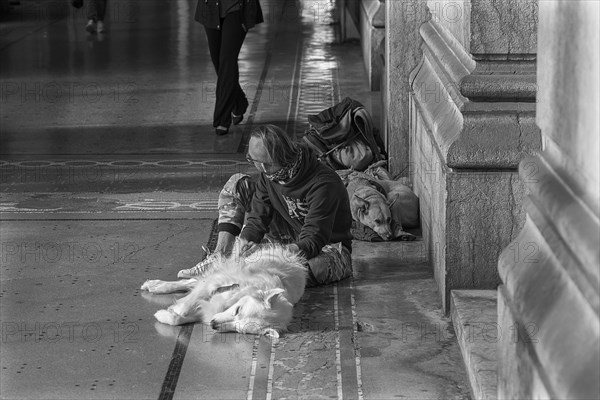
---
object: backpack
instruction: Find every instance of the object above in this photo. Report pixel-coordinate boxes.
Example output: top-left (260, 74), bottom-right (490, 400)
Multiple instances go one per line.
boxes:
top-left (302, 97), bottom-right (385, 171)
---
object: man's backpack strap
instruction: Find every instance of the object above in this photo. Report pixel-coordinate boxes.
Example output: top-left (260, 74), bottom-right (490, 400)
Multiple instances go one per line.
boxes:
top-left (352, 107), bottom-right (382, 161)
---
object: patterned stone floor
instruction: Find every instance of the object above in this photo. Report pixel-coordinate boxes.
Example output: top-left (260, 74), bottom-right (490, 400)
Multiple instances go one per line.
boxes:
top-left (0, 1), bottom-right (470, 399)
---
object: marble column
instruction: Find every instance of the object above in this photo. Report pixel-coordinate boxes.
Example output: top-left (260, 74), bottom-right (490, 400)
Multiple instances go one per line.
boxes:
top-left (359, 0), bottom-right (385, 90)
top-left (497, 1), bottom-right (599, 398)
top-left (409, 0), bottom-right (541, 312)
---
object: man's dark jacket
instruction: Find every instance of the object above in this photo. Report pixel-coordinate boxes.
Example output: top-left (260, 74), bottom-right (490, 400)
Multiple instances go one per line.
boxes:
top-left (240, 146), bottom-right (353, 260)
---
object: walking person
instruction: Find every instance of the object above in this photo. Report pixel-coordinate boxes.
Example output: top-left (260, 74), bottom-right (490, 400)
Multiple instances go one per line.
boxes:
top-left (85, 0), bottom-right (107, 33)
top-left (195, 0), bottom-right (263, 135)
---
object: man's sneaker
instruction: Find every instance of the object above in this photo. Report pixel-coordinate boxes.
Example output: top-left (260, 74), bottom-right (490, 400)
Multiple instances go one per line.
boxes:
top-left (177, 251), bottom-right (219, 278)
top-left (96, 21), bottom-right (105, 33)
top-left (85, 19), bottom-right (96, 33)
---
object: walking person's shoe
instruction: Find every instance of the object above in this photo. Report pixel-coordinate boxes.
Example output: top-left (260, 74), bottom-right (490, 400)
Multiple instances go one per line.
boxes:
top-left (85, 19), bottom-right (96, 33)
top-left (232, 112), bottom-right (244, 125)
top-left (177, 249), bottom-right (219, 278)
top-left (232, 100), bottom-right (248, 125)
top-left (215, 125), bottom-right (229, 135)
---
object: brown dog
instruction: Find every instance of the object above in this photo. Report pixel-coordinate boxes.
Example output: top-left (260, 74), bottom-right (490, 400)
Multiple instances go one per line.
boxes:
top-left (342, 171), bottom-right (419, 241)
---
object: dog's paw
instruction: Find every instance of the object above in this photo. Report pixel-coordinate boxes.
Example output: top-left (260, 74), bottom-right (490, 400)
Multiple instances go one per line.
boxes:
top-left (153, 321), bottom-right (180, 338)
top-left (261, 328), bottom-right (280, 338)
top-left (141, 280), bottom-right (163, 292)
top-left (141, 291), bottom-right (182, 306)
top-left (396, 231), bottom-right (416, 241)
top-left (392, 224), bottom-right (416, 241)
top-left (154, 308), bottom-right (202, 326)
top-left (154, 309), bottom-right (180, 325)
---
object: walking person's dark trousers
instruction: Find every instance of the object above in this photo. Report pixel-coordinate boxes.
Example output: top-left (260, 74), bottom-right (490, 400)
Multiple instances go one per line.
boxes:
top-left (204, 11), bottom-right (249, 128)
top-left (87, 0), bottom-right (107, 21)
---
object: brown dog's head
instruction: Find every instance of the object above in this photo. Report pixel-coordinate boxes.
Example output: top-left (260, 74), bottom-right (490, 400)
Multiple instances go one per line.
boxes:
top-left (351, 192), bottom-right (398, 240)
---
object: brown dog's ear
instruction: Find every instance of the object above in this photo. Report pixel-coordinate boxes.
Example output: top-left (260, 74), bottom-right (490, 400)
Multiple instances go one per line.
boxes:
top-left (353, 194), bottom-right (370, 214)
top-left (387, 194), bottom-right (400, 208)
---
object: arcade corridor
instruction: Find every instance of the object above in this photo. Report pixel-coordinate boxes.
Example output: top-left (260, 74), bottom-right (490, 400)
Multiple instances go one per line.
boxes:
top-left (0, 1), bottom-right (470, 399)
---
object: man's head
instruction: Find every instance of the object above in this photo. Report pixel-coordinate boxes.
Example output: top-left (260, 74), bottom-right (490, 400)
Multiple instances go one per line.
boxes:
top-left (246, 125), bottom-right (299, 174)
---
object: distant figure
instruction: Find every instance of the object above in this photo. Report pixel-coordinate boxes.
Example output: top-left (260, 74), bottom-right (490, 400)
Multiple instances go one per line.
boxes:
top-left (85, 0), bottom-right (107, 34)
top-left (195, 0), bottom-right (263, 135)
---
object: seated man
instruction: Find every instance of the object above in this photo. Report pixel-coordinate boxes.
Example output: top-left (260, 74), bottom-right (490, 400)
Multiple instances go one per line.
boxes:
top-left (179, 124), bottom-right (353, 286)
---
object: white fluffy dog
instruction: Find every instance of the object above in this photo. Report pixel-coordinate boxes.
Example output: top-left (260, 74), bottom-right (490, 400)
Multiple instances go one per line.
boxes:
top-left (141, 243), bottom-right (307, 337)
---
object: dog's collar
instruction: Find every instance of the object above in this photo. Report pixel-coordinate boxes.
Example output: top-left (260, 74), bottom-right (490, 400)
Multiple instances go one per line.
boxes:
top-left (353, 179), bottom-right (387, 200)
top-left (360, 190), bottom-right (387, 202)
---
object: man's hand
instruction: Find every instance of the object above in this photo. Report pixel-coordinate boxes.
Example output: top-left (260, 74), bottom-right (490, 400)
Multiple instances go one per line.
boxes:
top-left (238, 238), bottom-right (258, 257)
top-left (286, 243), bottom-right (300, 253)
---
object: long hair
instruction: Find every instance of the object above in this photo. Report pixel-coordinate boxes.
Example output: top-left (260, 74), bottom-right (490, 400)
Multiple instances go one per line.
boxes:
top-left (250, 125), bottom-right (299, 166)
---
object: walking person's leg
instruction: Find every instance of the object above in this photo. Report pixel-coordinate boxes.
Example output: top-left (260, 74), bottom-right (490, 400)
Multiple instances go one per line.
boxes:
top-left (231, 85), bottom-right (249, 125)
top-left (86, 0), bottom-right (107, 32)
top-left (204, 26), bottom-right (222, 73)
top-left (96, 0), bottom-right (107, 32)
top-left (212, 11), bottom-right (247, 133)
top-left (86, 0), bottom-right (99, 32)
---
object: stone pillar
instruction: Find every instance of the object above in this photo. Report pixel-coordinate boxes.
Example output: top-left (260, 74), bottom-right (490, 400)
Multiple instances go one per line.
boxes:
top-left (409, 0), bottom-right (541, 312)
top-left (385, 0), bottom-right (429, 176)
top-left (339, 0), bottom-right (361, 41)
top-left (359, 0), bottom-right (385, 90)
top-left (497, 1), bottom-right (599, 398)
